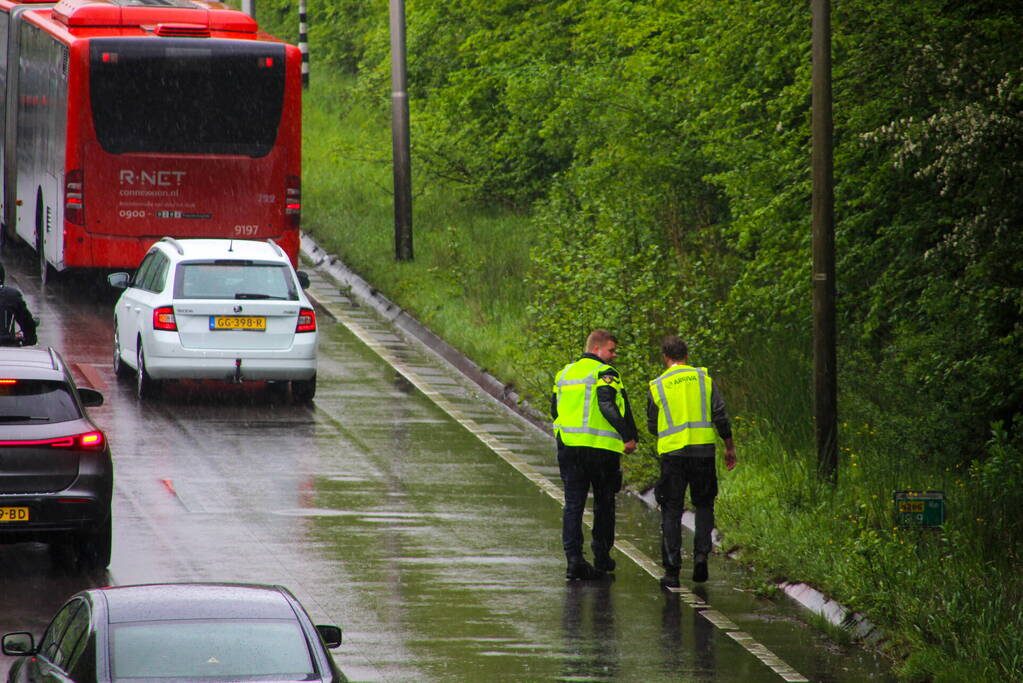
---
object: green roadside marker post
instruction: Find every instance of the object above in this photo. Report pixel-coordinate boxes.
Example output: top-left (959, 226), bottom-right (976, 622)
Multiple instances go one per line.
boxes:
top-left (893, 490), bottom-right (945, 528)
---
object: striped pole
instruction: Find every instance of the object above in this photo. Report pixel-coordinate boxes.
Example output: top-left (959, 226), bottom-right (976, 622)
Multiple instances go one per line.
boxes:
top-left (298, 0), bottom-right (309, 88)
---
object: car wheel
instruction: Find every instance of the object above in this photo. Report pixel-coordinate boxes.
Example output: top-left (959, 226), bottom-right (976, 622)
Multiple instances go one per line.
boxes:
top-left (136, 340), bottom-right (161, 400)
top-left (267, 380), bottom-right (288, 402)
top-left (291, 374), bottom-right (316, 403)
top-left (113, 325), bottom-right (132, 380)
top-left (75, 514), bottom-right (112, 570)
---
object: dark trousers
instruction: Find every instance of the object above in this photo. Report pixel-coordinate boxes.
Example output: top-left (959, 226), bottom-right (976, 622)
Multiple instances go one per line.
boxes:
top-left (558, 444), bottom-right (622, 562)
top-left (656, 455), bottom-right (718, 569)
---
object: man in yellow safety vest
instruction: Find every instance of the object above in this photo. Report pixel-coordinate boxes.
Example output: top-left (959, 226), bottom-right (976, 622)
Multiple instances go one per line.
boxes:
top-left (647, 335), bottom-right (736, 587)
top-left (552, 329), bottom-right (638, 580)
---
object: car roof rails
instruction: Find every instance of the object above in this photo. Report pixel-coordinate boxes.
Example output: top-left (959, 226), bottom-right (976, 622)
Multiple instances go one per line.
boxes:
top-left (160, 236), bottom-right (185, 255)
top-left (47, 347), bottom-right (62, 372)
top-left (266, 239), bottom-right (284, 258)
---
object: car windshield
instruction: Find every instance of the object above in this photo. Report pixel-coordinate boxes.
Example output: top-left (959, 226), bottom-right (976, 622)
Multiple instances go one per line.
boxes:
top-left (0, 380), bottom-right (80, 423)
top-left (109, 619), bottom-right (316, 680)
top-left (175, 262), bottom-right (298, 301)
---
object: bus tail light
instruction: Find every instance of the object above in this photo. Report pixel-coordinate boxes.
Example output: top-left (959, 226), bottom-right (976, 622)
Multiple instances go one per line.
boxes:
top-left (296, 308), bottom-right (316, 333)
top-left (65, 169), bottom-right (84, 225)
top-left (285, 175), bottom-right (300, 229)
top-left (153, 306), bottom-right (177, 331)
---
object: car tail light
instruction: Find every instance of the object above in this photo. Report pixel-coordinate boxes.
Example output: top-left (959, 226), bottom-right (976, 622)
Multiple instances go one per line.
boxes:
top-left (296, 307), bottom-right (316, 333)
top-left (153, 306), bottom-right (177, 331)
top-left (65, 169), bottom-right (84, 225)
top-left (0, 431), bottom-right (105, 451)
top-left (285, 175), bottom-right (300, 229)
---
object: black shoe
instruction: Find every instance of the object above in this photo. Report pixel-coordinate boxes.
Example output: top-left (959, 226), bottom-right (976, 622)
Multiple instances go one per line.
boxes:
top-left (594, 555), bottom-right (616, 573)
top-left (566, 558), bottom-right (603, 580)
top-left (659, 569), bottom-right (680, 589)
top-left (692, 557), bottom-right (709, 583)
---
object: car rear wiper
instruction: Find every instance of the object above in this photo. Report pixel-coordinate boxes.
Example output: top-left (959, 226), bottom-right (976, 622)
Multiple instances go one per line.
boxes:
top-left (0, 415), bottom-right (51, 422)
top-left (234, 293), bottom-right (286, 300)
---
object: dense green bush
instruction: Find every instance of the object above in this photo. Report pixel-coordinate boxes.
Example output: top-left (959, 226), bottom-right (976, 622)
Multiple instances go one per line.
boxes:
top-left (258, 0), bottom-right (1023, 676)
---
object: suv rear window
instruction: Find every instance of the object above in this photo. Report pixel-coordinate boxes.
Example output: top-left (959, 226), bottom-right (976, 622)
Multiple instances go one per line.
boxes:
top-left (0, 380), bottom-right (81, 424)
top-left (174, 262), bottom-right (298, 301)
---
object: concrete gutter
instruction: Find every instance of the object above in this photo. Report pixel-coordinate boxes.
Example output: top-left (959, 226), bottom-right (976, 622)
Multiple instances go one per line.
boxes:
top-left (299, 231), bottom-right (884, 648)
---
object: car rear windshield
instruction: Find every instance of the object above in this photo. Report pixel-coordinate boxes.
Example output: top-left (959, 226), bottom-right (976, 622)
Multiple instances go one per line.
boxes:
top-left (0, 380), bottom-right (81, 424)
top-left (175, 261), bottom-right (298, 300)
top-left (110, 619), bottom-right (316, 680)
top-left (89, 38), bottom-right (286, 157)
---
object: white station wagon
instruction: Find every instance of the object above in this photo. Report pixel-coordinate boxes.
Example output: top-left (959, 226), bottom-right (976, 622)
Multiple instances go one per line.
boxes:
top-left (108, 238), bottom-right (318, 402)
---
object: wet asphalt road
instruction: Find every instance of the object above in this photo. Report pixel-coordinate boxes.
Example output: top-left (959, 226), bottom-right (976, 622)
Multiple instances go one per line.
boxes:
top-left (0, 243), bottom-right (894, 681)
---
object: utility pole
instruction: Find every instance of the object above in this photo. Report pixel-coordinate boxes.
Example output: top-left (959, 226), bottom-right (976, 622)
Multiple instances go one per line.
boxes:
top-left (389, 0), bottom-right (413, 261)
top-left (811, 0), bottom-right (837, 482)
top-left (298, 0), bottom-right (309, 88)
top-left (241, 0), bottom-right (254, 18)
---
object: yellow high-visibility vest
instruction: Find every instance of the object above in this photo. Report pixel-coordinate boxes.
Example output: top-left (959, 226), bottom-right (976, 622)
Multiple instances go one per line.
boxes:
top-left (649, 364), bottom-right (716, 454)
top-left (552, 357), bottom-right (626, 453)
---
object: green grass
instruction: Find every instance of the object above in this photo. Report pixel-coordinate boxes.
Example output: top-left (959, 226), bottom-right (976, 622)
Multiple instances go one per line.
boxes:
top-left (717, 363), bottom-right (1023, 681)
top-left (301, 72), bottom-right (1023, 681)
top-left (301, 75), bottom-right (535, 385)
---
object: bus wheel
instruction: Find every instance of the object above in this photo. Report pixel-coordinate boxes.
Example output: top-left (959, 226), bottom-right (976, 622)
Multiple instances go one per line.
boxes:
top-left (35, 191), bottom-right (48, 285)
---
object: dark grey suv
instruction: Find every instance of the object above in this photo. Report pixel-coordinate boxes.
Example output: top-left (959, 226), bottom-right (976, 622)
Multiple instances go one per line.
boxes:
top-left (0, 347), bottom-right (112, 569)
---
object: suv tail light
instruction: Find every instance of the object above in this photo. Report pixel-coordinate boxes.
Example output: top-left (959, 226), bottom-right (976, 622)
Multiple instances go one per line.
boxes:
top-left (0, 431), bottom-right (105, 451)
top-left (296, 308), bottom-right (316, 333)
top-left (65, 169), bottom-right (84, 225)
top-left (285, 175), bottom-right (301, 229)
top-left (153, 306), bottom-right (177, 331)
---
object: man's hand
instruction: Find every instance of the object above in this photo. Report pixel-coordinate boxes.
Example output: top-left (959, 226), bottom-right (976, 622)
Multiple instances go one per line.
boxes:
top-left (623, 439), bottom-right (637, 454)
top-left (724, 440), bottom-right (737, 471)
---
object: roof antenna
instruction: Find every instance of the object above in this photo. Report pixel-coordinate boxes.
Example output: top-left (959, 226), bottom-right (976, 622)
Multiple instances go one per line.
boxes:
top-left (229, 239), bottom-right (234, 252)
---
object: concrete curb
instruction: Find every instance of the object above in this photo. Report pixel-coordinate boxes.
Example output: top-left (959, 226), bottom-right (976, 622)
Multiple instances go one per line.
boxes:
top-left (299, 231), bottom-right (884, 648)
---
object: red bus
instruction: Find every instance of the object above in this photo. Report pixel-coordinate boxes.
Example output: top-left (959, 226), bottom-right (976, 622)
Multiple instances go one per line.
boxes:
top-left (5, 0), bottom-right (301, 279)
top-left (0, 0), bottom-right (53, 236)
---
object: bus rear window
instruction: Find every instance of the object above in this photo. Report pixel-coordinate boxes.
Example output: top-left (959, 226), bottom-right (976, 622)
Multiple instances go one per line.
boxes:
top-left (89, 38), bottom-right (286, 157)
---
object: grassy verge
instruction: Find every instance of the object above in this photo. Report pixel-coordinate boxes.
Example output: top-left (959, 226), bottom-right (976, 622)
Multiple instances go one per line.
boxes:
top-left (303, 73), bottom-right (1022, 681)
top-left (302, 75), bottom-right (534, 385)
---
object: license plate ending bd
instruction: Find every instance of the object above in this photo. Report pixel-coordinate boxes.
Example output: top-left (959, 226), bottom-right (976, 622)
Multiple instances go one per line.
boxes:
top-left (893, 490), bottom-right (945, 528)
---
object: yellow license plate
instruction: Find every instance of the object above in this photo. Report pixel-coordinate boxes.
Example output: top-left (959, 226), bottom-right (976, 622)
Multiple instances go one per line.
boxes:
top-left (211, 316), bottom-right (266, 331)
top-left (0, 507), bottom-right (28, 522)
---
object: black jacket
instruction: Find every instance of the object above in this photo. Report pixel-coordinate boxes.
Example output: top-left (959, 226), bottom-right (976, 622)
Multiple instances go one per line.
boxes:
top-left (0, 285), bottom-right (37, 345)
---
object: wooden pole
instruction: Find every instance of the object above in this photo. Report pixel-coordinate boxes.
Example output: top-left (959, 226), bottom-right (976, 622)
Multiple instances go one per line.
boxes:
top-left (389, 0), bottom-right (413, 261)
top-left (812, 0), bottom-right (837, 482)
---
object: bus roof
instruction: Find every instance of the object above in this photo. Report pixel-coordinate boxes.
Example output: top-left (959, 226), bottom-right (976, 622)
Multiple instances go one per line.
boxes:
top-left (0, 0), bottom-right (52, 13)
top-left (51, 0), bottom-right (257, 34)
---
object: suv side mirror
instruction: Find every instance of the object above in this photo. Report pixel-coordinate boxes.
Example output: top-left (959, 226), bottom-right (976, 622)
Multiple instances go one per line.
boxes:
top-left (296, 271), bottom-right (310, 290)
top-left (315, 624), bottom-right (342, 649)
top-left (107, 272), bottom-right (130, 289)
top-left (2, 632), bottom-right (35, 656)
top-left (78, 387), bottom-right (104, 407)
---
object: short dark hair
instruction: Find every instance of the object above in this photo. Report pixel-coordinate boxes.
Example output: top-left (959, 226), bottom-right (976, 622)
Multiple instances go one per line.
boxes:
top-left (586, 329), bottom-right (617, 351)
top-left (661, 335), bottom-right (688, 361)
